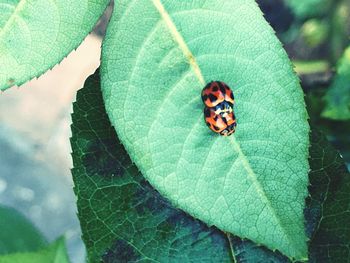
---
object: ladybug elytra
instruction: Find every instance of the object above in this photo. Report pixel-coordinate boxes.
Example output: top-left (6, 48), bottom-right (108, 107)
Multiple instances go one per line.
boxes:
top-left (201, 81), bottom-right (237, 136)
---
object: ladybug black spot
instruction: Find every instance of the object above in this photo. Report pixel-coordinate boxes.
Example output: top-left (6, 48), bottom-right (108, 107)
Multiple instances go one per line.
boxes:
top-left (205, 82), bottom-right (213, 89)
top-left (204, 107), bottom-right (211, 117)
top-left (202, 94), bottom-right (208, 102)
top-left (217, 82), bottom-right (226, 95)
top-left (213, 125), bottom-right (220, 131)
top-left (212, 86), bottom-right (218, 92)
top-left (230, 92), bottom-right (234, 100)
top-left (208, 94), bottom-right (217, 103)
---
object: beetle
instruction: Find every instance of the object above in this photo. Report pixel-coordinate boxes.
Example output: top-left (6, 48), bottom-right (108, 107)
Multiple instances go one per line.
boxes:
top-left (201, 81), bottom-right (236, 136)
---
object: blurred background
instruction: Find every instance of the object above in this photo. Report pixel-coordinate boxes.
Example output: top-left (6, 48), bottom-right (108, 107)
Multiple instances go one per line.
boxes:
top-left (0, 0), bottom-right (349, 262)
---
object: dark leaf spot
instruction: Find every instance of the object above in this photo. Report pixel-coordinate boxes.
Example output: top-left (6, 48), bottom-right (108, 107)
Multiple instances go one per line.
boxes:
top-left (102, 239), bottom-right (141, 263)
top-left (83, 139), bottom-right (124, 178)
top-left (134, 179), bottom-right (169, 215)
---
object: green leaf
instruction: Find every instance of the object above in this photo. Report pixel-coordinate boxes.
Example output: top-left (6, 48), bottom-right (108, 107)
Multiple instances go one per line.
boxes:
top-left (0, 205), bottom-right (47, 254)
top-left (228, 234), bottom-right (290, 263)
top-left (0, 238), bottom-right (69, 263)
top-left (322, 46), bottom-right (350, 120)
top-left (101, 0), bottom-right (309, 259)
top-left (72, 71), bottom-right (350, 262)
top-left (307, 130), bottom-right (350, 261)
top-left (0, 0), bottom-right (110, 90)
top-left (71, 71), bottom-right (232, 262)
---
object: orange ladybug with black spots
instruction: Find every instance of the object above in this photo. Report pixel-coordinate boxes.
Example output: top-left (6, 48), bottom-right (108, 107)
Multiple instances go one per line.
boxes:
top-left (201, 81), bottom-right (237, 136)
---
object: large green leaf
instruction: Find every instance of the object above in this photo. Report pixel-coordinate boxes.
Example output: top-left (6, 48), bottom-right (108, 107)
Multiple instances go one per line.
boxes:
top-left (101, 0), bottom-right (309, 259)
top-left (72, 71), bottom-right (349, 262)
top-left (0, 205), bottom-right (47, 254)
top-left (0, 238), bottom-right (69, 263)
top-left (0, 0), bottom-right (109, 90)
top-left (322, 46), bottom-right (350, 120)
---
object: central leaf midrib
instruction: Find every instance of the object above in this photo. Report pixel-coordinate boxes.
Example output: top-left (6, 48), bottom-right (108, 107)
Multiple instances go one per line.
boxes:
top-left (151, 0), bottom-right (296, 250)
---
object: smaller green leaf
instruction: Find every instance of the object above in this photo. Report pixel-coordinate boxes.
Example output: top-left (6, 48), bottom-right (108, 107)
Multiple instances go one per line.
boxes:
top-left (0, 206), bottom-right (47, 254)
top-left (322, 46), bottom-right (350, 120)
top-left (0, 0), bottom-right (110, 90)
top-left (0, 237), bottom-right (69, 263)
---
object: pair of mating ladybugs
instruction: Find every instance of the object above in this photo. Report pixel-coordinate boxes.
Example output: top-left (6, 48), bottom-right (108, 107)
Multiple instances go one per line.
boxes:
top-left (201, 81), bottom-right (237, 136)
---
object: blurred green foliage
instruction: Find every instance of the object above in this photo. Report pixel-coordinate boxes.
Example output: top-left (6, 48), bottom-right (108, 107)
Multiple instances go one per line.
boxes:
top-left (323, 47), bottom-right (350, 120)
top-left (258, 0), bottom-right (350, 166)
top-left (0, 206), bottom-right (69, 263)
top-left (301, 19), bottom-right (329, 47)
top-left (0, 206), bottom-right (47, 254)
top-left (0, 238), bottom-right (69, 263)
top-left (285, 0), bottom-right (332, 19)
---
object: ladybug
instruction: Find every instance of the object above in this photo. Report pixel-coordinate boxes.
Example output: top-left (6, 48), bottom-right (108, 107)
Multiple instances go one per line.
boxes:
top-left (201, 81), bottom-right (234, 108)
top-left (201, 81), bottom-right (237, 136)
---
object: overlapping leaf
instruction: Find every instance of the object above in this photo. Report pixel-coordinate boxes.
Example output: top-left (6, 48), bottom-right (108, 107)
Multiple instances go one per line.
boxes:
top-left (0, 0), bottom-right (109, 90)
top-left (101, 0), bottom-right (309, 258)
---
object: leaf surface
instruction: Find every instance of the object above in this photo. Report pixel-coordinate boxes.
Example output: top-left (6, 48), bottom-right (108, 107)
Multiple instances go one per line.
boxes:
top-left (322, 46), bottom-right (350, 120)
top-left (0, 205), bottom-right (47, 254)
top-left (0, 0), bottom-right (109, 90)
top-left (101, 0), bottom-right (310, 259)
